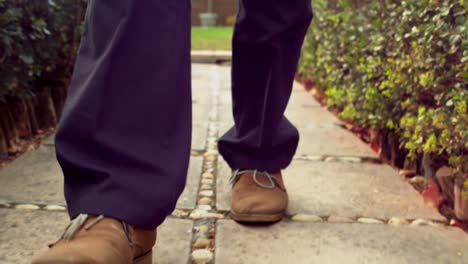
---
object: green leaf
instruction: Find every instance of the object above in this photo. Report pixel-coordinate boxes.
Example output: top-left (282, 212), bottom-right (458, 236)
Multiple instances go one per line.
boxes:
top-left (424, 134), bottom-right (438, 152)
top-left (457, 71), bottom-right (468, 79)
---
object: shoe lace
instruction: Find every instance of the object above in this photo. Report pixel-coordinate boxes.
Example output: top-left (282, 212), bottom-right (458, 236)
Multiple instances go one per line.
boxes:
top-left (53, 214), bottom-right (134, 247)
top-left (230, 169), bottom-right (285, 191)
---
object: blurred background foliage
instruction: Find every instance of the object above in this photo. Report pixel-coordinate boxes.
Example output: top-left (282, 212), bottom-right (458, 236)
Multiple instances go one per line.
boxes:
top-left (299, 0), bottom-right (467, 176)
top-left (0, 0), bottom-right (86, 157)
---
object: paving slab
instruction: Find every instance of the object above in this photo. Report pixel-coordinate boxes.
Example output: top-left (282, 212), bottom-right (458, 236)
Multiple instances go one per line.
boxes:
top-left (0, 146), bottom-right (202, 210)
top-left (43, 134), bottom-right (55, 146)
top-left (153, 218), bottom-right (193, 264)
top-left (177, 157), bottom-right (203, 209)
top-left (216, 158), bottom-right (444, 221)
top-left (192, 83), bottom-right (213, 106)
top-left (216, 65), bottom-right (231, 91)
top-left (0, 209), bottom-right (193, 264)
top-left (192, 123), bottom-right (208, 151)
top-left (296, 126), bottom-right (379, 158)
top-left (283, 160), bottom-right (444, 220)
top-left (193, 96), bottom-right (212, 115)
top-left (216, 220), bottom-right (468, 264)
top-left (289, 82), bottom-right (321, 107)
top-left (192, 64), bottom-right (219, 106)
top-left (219, 104), bottom-right (342, 130)
top-left (0, 209), bottom-right (69, 264)
top-left (192, 63), bottom-right (217, 83)
top-left (285, 106), bottom-right (343, 128)
top-left (292, 80), bottom-right (310, 91)
top-left (0, 146), bottom-right (64, 204)
top-left (216, 158), bottom-right (233, 212)
top-left (219, 91), bottom-right (233, 106)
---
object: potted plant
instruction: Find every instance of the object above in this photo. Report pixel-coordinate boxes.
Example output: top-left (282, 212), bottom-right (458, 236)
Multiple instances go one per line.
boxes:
top-left (199, 0), bottom-right (217, 27)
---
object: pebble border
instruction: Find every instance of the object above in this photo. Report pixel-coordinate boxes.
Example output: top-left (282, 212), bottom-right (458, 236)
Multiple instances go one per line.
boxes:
top-left (190, 65), bottom-right (221, 264)
top-left (287, 214), bottom-right (447, 226)
top-left (0, 200), bottom-right (66, 212)
top-left (0, 200), bottom-right (446, 227)
top-left (0, 200), bottom-right (448, 228)
top-left (294, 154), bottom-right (382, 164)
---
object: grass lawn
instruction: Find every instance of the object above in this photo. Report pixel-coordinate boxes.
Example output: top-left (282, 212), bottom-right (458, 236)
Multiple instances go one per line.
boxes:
top-left (192, 26), bottom-right (233, 50)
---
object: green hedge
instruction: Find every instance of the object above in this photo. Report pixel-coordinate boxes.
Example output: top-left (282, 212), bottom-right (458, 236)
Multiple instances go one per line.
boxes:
top-left (299, 0), bottom-right (467, 174)
top-left (0, 0), bottom-right (86, 157)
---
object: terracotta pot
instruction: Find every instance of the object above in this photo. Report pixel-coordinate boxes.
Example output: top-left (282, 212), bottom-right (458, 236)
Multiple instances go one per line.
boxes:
top-left (455, 185), bottom-right (468, 220)
top-left (436, 166), bottom-right (455, 203)
top-left (454, 174), bottom-right (468, 221)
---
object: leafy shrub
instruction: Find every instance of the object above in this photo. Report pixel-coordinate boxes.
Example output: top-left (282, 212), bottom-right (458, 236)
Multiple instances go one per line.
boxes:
top-left (0, 0), bottom-right (86, 157)
top-left (299, 0), bottom-right (467, 173)
top-left (0, 0), bottom-right (84, 100)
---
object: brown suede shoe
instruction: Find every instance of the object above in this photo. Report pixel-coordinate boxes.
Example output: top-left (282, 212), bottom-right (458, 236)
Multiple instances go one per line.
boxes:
top-left (31, 214), bottom-right (156, 264)
top-left (230, 170), bottom-right (288, 223)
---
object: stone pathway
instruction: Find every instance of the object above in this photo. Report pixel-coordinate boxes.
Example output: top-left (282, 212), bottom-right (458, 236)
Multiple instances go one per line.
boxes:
top-left (0, 64), bottom-right (467, 264)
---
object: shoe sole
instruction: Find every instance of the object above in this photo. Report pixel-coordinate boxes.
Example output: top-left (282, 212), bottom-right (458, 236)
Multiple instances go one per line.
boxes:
top-left (32, 251), bottom-right (152, 264)
top-left (134, 251), bottom-right (152, 264)
top-left (231, 212), bottom-right (284, 223)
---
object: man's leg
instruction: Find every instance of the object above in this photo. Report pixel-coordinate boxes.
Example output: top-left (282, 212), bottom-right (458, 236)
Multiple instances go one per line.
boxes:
top-left (218, 0), bottom-right (312, 222)
top-left (33, 0), bottom-right (191, 263)
top-left (57, 0), bottom-right (191, 230)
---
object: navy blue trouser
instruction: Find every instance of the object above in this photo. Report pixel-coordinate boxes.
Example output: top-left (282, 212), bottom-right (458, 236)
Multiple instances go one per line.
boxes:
top-left (56, 0), bottom-right (312, 229)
